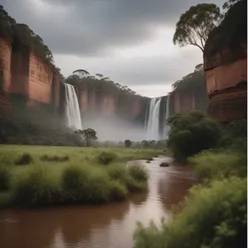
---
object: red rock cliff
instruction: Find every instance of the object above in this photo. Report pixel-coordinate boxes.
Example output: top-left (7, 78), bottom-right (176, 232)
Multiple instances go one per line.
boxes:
top-left (0, 37), bottom-right (62, 111)
top-left (203, 0), bottom-right (247, 122)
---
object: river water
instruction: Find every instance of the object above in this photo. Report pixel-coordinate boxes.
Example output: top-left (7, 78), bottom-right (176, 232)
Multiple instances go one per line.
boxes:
top-left (0, 157), bottom-right (195, 248)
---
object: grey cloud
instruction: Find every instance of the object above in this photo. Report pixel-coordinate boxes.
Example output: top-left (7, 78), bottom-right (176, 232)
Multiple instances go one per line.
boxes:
top-left (1, 0), bottom-right (225, 56)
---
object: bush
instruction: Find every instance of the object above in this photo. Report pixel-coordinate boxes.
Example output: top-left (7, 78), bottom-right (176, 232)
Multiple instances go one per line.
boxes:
top-left (62, 165), bottom-right (111, 203)
top-left (107, 163), bottom-right (148, 192)
top-left (12, 166), bottom-right (61, 206)
top-left (97, 151), bottom-right (117, 165)
top-left (109, 180), bottom-right (128, 201)
top-left (133, 177), bottom-right (247, 248)
top-left (15, 153), bottom-right (33, 165)
top-left (189, 151), bottom-right (247, 182)
top-left (167, 111), bottom-right (221, 161)
top-left (127, 164), bottom-right (148, 182)
top-left (0, 164), bottom-right (11, 191)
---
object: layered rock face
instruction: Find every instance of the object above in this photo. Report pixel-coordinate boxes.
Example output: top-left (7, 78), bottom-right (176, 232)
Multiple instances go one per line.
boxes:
top-left (0, 38), bottom-right (62, 112)
top-left (170, 90), bottom-right (208, 115)
top-left (203, 0), bottom-right (247, 122)
top-left (205, 57), bottom-right (247, 122)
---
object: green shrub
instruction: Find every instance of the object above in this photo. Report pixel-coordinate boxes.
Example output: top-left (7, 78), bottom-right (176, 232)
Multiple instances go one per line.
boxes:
top-left (12, 166), bottom-right (61, 206)
top-left (15, 153), bottom-right (33, 165)
top-left (62, 165), bottom-right (111, 203)
top-left (107, 163), bottom-right (127, 181)
top-left (127, 164), bottom-right (148, 182)
top-left (189, 151), bottom-right (247, 182)
top-left (133, 177), bottom-right (247, 248)
top-left (107, 163), bottom-right (148, 192)
top-left (108, 180), bottom-right (128, 200)
top-left (167, 111), bottom-right (221, 161)
top-left (97, 151), bottom-right (117, 165)
top-left (0, 164), bottom-right (11, 191)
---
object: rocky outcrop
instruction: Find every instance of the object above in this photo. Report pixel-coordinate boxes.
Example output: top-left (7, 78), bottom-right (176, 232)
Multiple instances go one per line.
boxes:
top-left (204, 0), bottom-right (247, 122)
top-left (0, 37), bottom-right (63, 113)
top-left (0, 38), bottom-right (11, 92)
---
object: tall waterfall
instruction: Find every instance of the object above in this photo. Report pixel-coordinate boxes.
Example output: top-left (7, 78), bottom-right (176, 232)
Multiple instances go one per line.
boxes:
top-left (146, 97), bottom-right (162, 141)
top-left (163, 94), bottom-right (171, 139)
top-left (64, 83), bottom-right (82, 130)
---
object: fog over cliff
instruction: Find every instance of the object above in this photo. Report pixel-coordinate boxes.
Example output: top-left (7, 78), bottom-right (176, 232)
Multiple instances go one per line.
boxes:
top-left (82, 115), bottom-right (146, 142)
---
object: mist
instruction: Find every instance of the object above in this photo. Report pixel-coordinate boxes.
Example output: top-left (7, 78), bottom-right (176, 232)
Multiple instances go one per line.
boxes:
top-left (81, 114), bottom-right (147, 142)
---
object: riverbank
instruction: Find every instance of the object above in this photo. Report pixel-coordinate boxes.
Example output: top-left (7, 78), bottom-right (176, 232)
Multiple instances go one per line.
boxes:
top-left (0, 145), bottom-right (163, 208)
top-left (0, 156), bottom-right (194, 248)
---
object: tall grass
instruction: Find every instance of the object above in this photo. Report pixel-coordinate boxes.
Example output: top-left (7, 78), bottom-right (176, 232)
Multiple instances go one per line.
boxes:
top-left (0, 164), bottom-right (11, 190)
top-left (188, 151), bottom-right (247, 182)
top-left (133, 177), bottom-right (247, 248)
top-left (0, 145), bottom-right (154, 207)
top-left (11, 165), bottom-right (62, 207)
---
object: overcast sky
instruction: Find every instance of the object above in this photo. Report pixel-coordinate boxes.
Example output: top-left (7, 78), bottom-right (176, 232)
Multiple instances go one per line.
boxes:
top-left (1, 0), bottom-right (224, 97)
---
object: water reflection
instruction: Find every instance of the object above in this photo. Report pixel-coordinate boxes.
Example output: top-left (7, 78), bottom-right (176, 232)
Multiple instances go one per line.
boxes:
top-left (0, 157), bottom-right (195, 248)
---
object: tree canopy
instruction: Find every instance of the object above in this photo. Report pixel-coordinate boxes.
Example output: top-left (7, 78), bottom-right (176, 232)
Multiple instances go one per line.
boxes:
top-left (0, 5), bottom-right (54, 64)
top-left (167, 111), bottom-right (221, 161)
top-left (173, 3), bottom-right (221, 52)
top-left (75, 128), bottom-right (97, 147)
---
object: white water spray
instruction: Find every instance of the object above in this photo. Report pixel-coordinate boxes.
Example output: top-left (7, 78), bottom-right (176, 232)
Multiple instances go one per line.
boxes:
top-left (163, 94), bottom-right (171, 139)
top-left (146, 97), bottom-right (162, 140)
top-left (64, 83), bottom-right (82, 130)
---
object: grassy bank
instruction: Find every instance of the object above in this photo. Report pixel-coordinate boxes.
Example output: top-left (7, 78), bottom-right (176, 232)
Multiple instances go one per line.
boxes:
top-left (133, 114), bottom-right (247, 247)
top-left (0, 145), bottom-right (162, 208)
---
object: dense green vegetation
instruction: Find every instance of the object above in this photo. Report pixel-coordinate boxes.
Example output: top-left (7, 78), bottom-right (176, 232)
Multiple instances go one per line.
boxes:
top-left (0, 105), bottom-right (82, 146)
top-left (0, 5), bottom-right (54, 64)
top-left (204, 0), bottom-right (246, 58)
top-left (0, 146), bottom-right (162, 208)
top-left (167, 111), bottom-right (221, 162)
top-left (134, 177), bottom-right (247, 248)
top-left (133, 109), bottom-right (247, 247)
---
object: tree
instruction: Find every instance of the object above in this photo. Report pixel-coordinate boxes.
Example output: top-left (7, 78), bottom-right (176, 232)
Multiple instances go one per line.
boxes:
top-left (173, 3), bottom-right (221, 52)
top-left (124, 139), bottom-right (132, 148)
top-left (75, 128), bottom-right (97, 147)
top-left (167, 111), bottom-right (221, 161)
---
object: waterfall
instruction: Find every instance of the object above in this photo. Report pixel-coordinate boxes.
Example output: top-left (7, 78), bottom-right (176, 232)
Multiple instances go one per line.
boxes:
top-left (64, 83), bottom-right (82, 130)
top-left (163, 94), bottom-right (171, 139)
top-left (146, 97), bottom-right (162, 141)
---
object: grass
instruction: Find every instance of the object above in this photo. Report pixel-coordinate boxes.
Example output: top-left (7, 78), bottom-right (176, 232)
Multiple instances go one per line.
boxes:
top-left (188, 150), bottom-right (247, 182)
top-left (133, 177), bottom-right (247, 248)
top-left (0, 145), bottom-right (162, 208)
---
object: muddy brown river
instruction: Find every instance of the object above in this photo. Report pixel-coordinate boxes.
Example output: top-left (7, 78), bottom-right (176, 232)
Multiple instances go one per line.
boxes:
top-left (0, 157), bottom-right (195, 248)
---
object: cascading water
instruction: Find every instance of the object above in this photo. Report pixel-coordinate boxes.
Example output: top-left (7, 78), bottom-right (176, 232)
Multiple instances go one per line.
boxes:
top-left (64, 83), bottom-right (82, 130)
top-left (163, 94), bottom-right (171, 139)
top-left (146, 97), bottom-right (162, 140)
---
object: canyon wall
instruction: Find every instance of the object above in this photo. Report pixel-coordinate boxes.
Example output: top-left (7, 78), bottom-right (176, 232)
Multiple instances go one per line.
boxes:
top-left (203, 0), bottom-right (247, 122)
top-left (0, 37), bottom-right (62, 113)
top-left (170, 89), bottom-right (208, 115)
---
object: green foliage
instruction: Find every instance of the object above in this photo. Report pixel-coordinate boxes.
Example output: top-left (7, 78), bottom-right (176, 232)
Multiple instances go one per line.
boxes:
top-left (0, 164), bottom-right (11, 191)
top-left (189, 151), bottom-right (247, 182)
top-left (173, 3), bottom-right (221, 51)
top-left (124, 139), bottom-right (132, 148)
top-left (204, 0), bottom-right (246, 58)
top-left (97, 151), bottom-right (117, 165)
top-left (0, 105), bottom-right (82, 146)
top-left (75, 128), bottom-right (97, 147)
top-left (12, 166), bottom-right (61, 206)
top-left (61, 165), bottom-right (111, 204)
top-left (0, 6), bottom-right (54, 64)
top-left (167, 111), bottom-right (221, 161)
top-left (15, 153), bottom-right (33, 165)
top-left (127, 164), bottom-right (148, 182)
top-left (133, 177), bottom-right (247, 248)
top-left (108, 180), bottom-right (128, 200)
